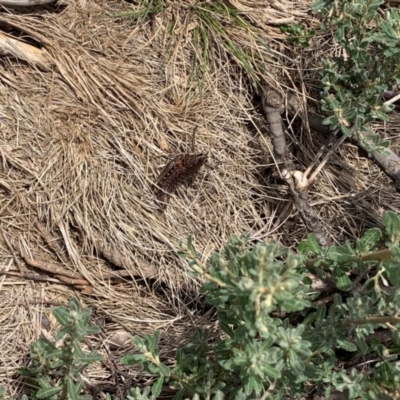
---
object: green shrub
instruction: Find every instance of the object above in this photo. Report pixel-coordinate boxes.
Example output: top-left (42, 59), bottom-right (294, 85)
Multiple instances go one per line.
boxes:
top-left (17, 298), bottom-right (102, 400)
top-left (122, 211), bottom-right (400, 399)
top-left (3, 212), bottom-right (400, 399)
top-left (312, 0), bottom-right (400, 152)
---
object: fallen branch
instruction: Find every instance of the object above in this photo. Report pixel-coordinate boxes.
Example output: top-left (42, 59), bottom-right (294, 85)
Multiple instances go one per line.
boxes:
top-left (22, 224), bottom-right (157, 288)
top-left (287, 93), bottom-right (400, 189)
top-left (0, 32), bottom-right (53, 71)
top-left (0, 256), bottom-right (92, 291)
top-left (0, 269), bottom-right (60, 284)
top-left (0, 0), bottom-right (55, 5)
top-left (18, 246), bottom-right (93, 291)
top-left (18, 246), bottom-right (84, 280)
top-left (52, 275), bottom-right (89, 287)
top-left (259, 85), bottom-right (330, 246)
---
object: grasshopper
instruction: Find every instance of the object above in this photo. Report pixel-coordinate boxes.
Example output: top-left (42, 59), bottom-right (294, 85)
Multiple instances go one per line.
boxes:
top-left (153, 153), bottom-right (208, 210)
top-left (153, 127), bottom-right (209, 210)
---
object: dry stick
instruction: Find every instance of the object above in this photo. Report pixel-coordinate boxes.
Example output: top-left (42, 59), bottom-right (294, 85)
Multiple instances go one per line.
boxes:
top-left (0, 0), bottom-right (55, 4)
top-left (95, 238), bottom-right (199, 293)
top-left (17, 244), bottom-right (92, 290)
top-left (303, 134), bottom-right (336, 178)
top-left (0, 71), bottom-right (19, 90)
top-left (306, 248), bottom-right (393, 270)
top-left (16, 242), bottom-right (93, 289)
top-left (383, 87), bottom-right (400, 109)
top-left (0, 32), bottom-right (53, 71)
top-left (0, 263), bottom-right (91, 288)
top-left (52, 275), bottom-right (89, 287)
top-left (0, 270), bottom-right (61, 284)
top-left (19, 248), bottom-right (84, 280)
top-left (260, 87), bottom-right (330, 246)
top-left (307, 133), bottom-right (346, 187)
top-left (287, 93), bottom-right (400, 189)
top-left (384, 92), bottom-right (400, 105)
top-left (313, 113), bottom-right (400, 189)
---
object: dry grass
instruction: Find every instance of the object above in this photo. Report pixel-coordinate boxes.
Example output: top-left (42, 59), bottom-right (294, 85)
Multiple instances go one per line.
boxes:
top-left (0, 0), bottom-right (399, 397)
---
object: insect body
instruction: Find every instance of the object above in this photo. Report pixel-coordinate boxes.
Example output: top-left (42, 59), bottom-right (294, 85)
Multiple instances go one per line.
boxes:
top-left (154, 153), bottom-right (208, 209)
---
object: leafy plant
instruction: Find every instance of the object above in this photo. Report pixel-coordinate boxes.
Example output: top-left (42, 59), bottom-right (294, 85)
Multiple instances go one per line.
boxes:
top-left (312, 0), bottom-right (400, 153)
top-left (122, 211), bottom-right (400, 399)
top-left (280, 22), bottom-right (315, 47)
top-left (4, 213), bottom-right (400, 399)
top-left (18, 297), bottom-right (102, 400)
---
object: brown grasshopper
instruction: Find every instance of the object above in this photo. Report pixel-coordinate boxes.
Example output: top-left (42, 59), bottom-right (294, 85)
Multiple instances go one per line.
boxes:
top-left (153, 128), bottom-right (208, 210)
top-left (153, 153), bottom-right (208, 210)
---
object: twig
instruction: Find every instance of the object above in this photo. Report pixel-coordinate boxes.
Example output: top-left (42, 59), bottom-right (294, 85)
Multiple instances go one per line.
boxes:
top-left (21, 254), bottom-right (81, 279)
top-left (15, 241), bottom-right (92, 290)
top-left (306, 248), bottom-right (393, 270)
top-left (74, 285), bottom-right (93, 293)
top-left (0, 269), bottom-right (60, 283)
top-left (285, 176), bottom-right (329, 246)
top-left (341, 316), bottom-right (400, 328)
top-left (17, 242), bottom-right (84, 280)
top-left (287, 93), bottom-right (400, 189)
top-left (0, 0), bottom-right (55, 4)
top-left (307, 133), bottom-right (346, 186)
top-left (261, 88), bottom-right (286, 161)
top-left (303, 134), bottom-right (336, 177)
top-left (72, 212), bottom-right (158, 279)
top-left (0, 269), bottom-right (92, 292)
top-left (384, 92), bottom-right (400, 106)
top-left (259, 85), bottom-right (330, 246)
top-left (53, 275), bottom-right (89, 287)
